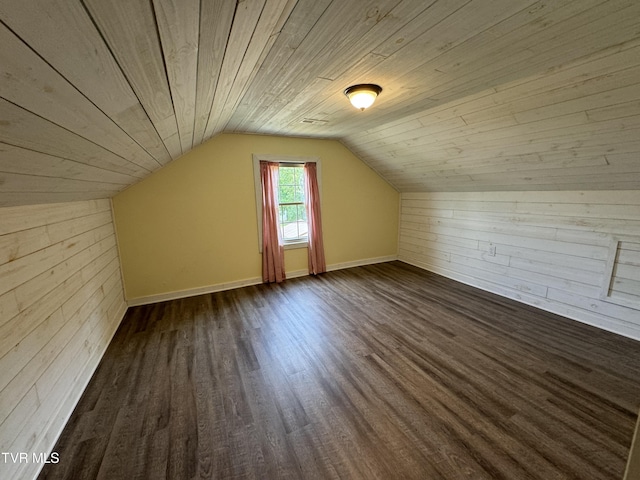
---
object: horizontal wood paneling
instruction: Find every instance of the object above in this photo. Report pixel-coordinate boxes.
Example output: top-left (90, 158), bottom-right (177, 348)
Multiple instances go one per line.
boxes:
top-left (602, 239), bottom-right (640, 309)
top-left (398, 190), bottom-right (640, 340)
top-left (0, 199), bottom-right (127, 480)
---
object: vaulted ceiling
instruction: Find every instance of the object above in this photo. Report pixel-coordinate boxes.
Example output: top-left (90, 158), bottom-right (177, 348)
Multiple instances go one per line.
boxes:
top-left (1, 0), bottom-right (639, 206)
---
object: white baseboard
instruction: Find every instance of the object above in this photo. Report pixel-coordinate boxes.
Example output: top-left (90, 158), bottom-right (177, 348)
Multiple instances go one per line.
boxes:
top-left (286, 268), bottom-right (309, 279)
top-left (327, 254), bottom-right (398, 272)
top-left (31, 300), bottom-right (128, 480)
top-left (399, 256), bottom-right (640, 342)
top-left (127, 254), bottom-right (398, 307)
top-left (127, 276), bottom-right (264, 306)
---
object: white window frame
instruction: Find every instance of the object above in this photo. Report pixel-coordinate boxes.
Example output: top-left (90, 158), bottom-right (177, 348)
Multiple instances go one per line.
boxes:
top-left (252, 154), bottom-right (322, 252)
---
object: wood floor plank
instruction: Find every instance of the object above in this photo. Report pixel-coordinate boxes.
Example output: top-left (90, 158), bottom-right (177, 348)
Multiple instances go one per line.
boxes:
top-left (39, 261), bottom-right (640, 479)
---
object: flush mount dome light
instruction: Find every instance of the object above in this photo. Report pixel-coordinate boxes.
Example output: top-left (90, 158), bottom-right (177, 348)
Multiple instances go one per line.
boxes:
top-left (344, 84), bottom-right (382, 111)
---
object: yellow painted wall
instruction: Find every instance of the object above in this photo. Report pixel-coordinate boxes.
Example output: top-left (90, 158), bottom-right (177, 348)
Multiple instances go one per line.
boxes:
top-left (112, 133), bottom-right (399, 301)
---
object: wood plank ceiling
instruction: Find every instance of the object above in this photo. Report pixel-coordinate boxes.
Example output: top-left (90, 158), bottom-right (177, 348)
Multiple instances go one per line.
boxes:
top-left (0, 0), bottom-right (639, 206)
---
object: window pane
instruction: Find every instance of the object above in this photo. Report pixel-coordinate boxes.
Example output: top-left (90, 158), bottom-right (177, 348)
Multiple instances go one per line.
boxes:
top-left (277, 164), bottom-right (307, 241)
top-left (297, 204), bottom-right (306, 222)
top-left (280, 204), bottom-right (294, 222)
top-left (279, 167), bottom-right (295, 185)
top-left (299, 222), bottom-right (308, 238)
top-left (284, 226), bottom-right (293, 241)
top-left (279, 185), bottom-right (295, 203)
top-left (281, 222), bottom-right (298, 240)
top-left (298, 204), bottom-right (308, 238)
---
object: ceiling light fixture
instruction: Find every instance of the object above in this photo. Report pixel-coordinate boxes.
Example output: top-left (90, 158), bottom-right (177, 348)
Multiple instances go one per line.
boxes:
top-left (344, 84), bottom-right (382, 111)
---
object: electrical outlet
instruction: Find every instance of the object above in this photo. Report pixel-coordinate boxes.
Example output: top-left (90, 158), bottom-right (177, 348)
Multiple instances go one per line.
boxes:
top-left (489, 244), bottom-right (497, 256)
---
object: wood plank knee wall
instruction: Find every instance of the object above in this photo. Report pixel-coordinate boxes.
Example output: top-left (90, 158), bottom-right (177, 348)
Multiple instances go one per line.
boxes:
top-left (0, 199), bottom-right (127, 480)
top-left (398, 190), bottom-right (640, 340)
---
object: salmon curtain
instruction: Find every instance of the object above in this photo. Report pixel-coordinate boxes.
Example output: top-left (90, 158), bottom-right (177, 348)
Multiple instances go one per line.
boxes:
top-left (304, 163), bottom-right (326, 275)
top-left (261, 161), bottom-right (286, 283)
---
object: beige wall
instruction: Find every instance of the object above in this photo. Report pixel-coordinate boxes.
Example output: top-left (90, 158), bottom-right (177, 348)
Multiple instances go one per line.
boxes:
top-left (113, 133), bottom-right (399, 302)
top-left (0, 199), bottom-right (127, 480)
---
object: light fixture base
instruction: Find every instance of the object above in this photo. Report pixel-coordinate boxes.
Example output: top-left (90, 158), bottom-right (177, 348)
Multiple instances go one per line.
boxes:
top-left (344, 84), bottom-right (382, 111)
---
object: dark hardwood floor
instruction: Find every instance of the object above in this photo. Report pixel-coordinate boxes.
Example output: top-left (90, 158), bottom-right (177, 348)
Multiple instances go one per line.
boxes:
top-left (39, 261), bottom-right (640, 479)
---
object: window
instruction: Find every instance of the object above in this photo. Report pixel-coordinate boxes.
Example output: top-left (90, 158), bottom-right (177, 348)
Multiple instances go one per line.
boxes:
top-left (277, 165), bottom-right (308, 242)
top-left (253, 154), bottom-right (321, 251)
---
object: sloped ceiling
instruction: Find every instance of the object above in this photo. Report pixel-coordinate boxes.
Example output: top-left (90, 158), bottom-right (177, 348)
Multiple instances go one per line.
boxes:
top-left (0, 0), bottom-right (639, 206)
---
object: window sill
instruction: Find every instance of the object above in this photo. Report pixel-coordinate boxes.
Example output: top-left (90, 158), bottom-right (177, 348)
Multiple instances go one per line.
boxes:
top-left (283, 241), bottom-right (308, 250)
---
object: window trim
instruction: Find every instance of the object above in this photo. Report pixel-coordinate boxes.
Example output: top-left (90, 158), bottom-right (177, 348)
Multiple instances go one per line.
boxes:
top-left (252, 154), bottom-right (322, 253)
